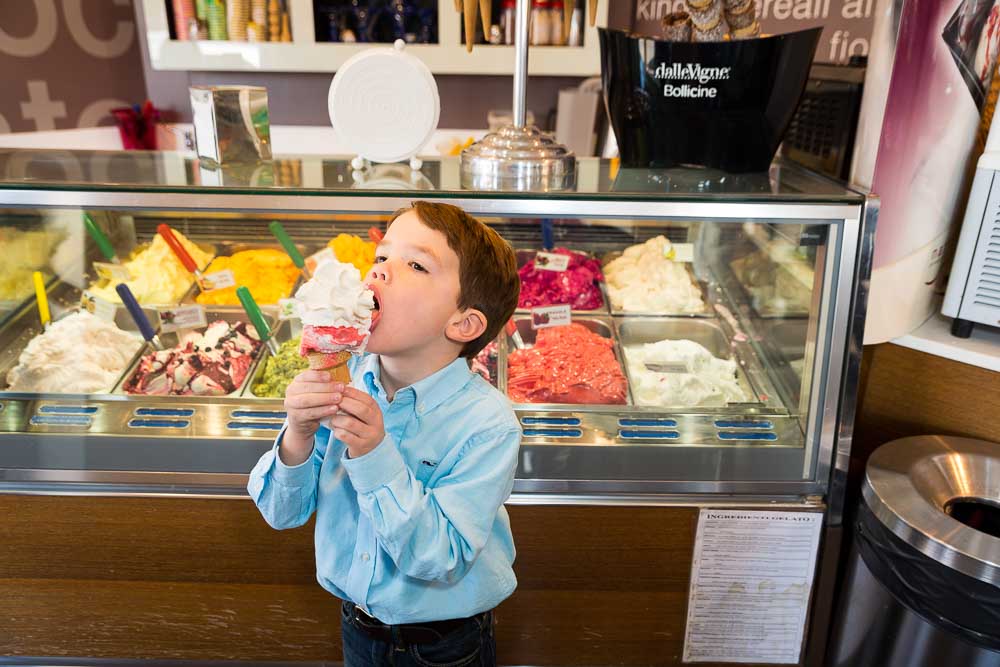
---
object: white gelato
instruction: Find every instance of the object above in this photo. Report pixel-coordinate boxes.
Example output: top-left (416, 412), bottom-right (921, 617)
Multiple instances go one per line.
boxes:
top-left (293, 258), bottom-right (375, 329)
top-left (6, 311), bottom-right (141, 394)
top-left (625, 339), bottom-right (746, 407)
top-left (604, 236), bottom-right (705, 313)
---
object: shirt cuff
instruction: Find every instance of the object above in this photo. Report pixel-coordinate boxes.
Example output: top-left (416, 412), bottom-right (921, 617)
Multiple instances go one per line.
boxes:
top-left (271, 426), bottom-right (317, 487)
top-left (342, 433), bottom-right (406, 494)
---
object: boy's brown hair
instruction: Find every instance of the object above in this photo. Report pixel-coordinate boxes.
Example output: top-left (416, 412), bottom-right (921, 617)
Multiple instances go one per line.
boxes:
top-left (388, 201), bottom-right (519, 358)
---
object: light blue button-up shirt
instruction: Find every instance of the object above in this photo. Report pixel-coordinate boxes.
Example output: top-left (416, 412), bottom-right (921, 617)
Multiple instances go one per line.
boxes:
top-left (248, 353), bottom-right (522, 624)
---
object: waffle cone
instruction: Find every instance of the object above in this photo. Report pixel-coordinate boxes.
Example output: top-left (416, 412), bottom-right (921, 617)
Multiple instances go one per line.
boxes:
top-left (307, 349), bottom-right (353, 384)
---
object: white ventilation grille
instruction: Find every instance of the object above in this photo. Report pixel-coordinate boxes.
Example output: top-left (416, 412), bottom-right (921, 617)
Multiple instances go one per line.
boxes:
top-left (970, 207), bottom-right (1000, 320)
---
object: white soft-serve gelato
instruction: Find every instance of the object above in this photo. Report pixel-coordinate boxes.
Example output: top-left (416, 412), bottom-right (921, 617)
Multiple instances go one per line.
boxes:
top-left (293, 258), bottom-right (375, 352)
top-left (604, 236), bottom-right (705, 313)
top-left (626, 339), bottom-right (747, 407)
top-left (7, 311), bottom-right (141, 393)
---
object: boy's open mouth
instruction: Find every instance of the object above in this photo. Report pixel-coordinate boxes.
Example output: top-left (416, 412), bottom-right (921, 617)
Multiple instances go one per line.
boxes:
top-left (369, 286), bottom-right (382, 330)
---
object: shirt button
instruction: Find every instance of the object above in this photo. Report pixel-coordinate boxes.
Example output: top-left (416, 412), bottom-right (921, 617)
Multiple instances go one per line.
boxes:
top-left (361, 552), bottom-right (370, 562)
top-left (418, 403), bottom-right (426, 413)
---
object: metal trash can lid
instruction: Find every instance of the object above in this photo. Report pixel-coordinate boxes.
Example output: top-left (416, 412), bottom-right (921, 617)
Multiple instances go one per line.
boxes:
top-left (864, 435), bottom-right (1000, 586)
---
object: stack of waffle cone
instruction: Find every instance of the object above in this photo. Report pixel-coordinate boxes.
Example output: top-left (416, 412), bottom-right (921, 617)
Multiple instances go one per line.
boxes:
top-left (228, 0), bottom-right (248, 41)
top-left (308, 350), bottom-right (352, 383)
top-left (268, 0), bottom-right (280, 42)
top-left (251, 0), bottom-right (268, 40)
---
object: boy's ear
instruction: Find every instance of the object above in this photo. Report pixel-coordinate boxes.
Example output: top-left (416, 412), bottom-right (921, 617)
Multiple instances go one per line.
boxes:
top-left (447, 307), bottom-right (487, 345)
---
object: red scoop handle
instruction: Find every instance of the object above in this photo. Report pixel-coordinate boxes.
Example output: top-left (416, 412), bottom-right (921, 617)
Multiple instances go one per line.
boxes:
top-left (157, 223), bottom-right (198, 273)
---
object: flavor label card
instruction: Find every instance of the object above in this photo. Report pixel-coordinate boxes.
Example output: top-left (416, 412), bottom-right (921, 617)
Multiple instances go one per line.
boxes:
top-left (530, 304), bottom-right (571, 329)
top-left (200, 269), bottom-right (236, 291)
top-left (305, 247), bottom-right (336, 274)
top-left (81, 291), bottom-right (117, 322)
top-left (534, 251), bottom-right (570, 272)
top-left (277, 298), bottom-right (298, 320)
top-left (665, 243), bottom-right (695, 262)
top-left (159, 305), bottom-right (207, 333)
top-left (93, 262), bottom-right (132, 282)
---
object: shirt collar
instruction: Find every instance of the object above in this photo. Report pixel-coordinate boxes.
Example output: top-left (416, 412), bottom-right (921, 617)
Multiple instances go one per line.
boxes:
top-left (360, 355), bottom-right (473, 415)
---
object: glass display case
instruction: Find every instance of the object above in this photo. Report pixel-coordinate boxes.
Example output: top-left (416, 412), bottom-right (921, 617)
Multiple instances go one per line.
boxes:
top-left (0, 149), bottom-right (875, 507)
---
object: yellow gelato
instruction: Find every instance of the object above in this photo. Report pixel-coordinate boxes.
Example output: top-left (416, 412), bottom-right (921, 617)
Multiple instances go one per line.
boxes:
top-left (87, 231), bottom-right (213, 305)
top-left (196, 248), bottom-right (300, 306)
top-left (0, 228), bottom-right (64, 301)
top-left (329, 233), bottom-right (375, 279)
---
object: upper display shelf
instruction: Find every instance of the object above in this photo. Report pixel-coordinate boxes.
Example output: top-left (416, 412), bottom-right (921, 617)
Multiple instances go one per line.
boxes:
top-left (0, 150), bottom-right (864, 205)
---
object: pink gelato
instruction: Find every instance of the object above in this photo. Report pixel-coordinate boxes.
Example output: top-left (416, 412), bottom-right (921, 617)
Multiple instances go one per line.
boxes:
top-left (517, 248), bottom-right (604, 310)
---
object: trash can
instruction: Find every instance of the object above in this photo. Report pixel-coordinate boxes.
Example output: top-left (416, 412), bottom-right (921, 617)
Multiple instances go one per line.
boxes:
top-left (828, 435), bottom-right (1000, 667)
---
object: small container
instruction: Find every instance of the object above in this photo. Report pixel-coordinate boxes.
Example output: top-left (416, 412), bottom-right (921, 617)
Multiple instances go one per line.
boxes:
top-left (190, 85), bottom-right (272, 166)
top-left (550, 0), bottom-right (565, 45)
top-left (531, 0), bottom-right (551, 46)
top-left (501, 0), bottom-right (516, 44)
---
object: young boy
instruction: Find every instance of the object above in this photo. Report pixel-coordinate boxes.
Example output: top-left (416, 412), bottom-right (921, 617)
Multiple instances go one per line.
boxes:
top-left (248, 201), bottom-right (522, 667)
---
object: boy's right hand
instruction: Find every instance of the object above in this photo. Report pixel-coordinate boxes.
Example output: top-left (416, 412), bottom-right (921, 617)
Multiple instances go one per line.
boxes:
top-left (279, 370), bottom-right (343, 466)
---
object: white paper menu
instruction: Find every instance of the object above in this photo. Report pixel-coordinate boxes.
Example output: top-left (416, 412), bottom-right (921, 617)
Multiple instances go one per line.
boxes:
top-left (683, 509), bottom-right (824, 664)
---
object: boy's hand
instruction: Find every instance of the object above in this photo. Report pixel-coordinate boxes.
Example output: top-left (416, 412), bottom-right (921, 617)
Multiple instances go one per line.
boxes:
top-left (330, 386), bottom-right (385, 459)
top-left (280, 370), bottom-right (342, 466)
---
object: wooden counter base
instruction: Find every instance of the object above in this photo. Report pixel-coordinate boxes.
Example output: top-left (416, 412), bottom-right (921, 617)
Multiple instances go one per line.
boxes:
top-left (1, 495), bottom-right (790, 666)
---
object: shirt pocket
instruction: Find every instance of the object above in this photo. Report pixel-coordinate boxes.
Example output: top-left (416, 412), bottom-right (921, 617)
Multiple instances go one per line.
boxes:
top-left (415, 459), bottom-right (439, 486)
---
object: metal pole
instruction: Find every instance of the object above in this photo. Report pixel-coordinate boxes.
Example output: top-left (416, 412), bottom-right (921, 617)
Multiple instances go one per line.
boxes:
top-left (512, 0), bottom-right (530, 128)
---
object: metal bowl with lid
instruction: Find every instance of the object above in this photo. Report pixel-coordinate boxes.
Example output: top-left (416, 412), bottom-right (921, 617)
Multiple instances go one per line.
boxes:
top-left (863, 434), bottom-right (1000, 586)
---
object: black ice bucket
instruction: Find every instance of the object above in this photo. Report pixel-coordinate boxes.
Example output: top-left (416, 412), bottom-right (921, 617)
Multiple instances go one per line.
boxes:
top-left (599, 27), bottom-right (822, 173)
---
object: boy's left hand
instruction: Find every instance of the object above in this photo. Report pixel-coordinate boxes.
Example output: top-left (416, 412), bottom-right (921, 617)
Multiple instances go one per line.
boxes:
top-left (330, 386), bottom-right (385, 458)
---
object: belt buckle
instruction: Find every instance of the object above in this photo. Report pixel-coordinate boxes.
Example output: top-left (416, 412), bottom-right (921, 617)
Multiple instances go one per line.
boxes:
top-left (353, 603), bottom-right (376, 626)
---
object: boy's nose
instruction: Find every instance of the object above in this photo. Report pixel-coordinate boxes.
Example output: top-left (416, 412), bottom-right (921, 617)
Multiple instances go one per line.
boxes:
top-left (368, 263), bottom-right (390, 284)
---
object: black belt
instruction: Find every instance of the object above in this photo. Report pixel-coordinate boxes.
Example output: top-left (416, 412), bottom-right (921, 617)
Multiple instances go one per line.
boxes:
top-left (343, 601), bottom-right (488, 646)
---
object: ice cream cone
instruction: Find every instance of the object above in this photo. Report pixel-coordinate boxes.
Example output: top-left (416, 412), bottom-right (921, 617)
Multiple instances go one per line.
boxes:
top-left (479, 0), bottom-right (491, 35)
top-left (308, 350), bottom-right (352, 384)
top-left (464, 0), bottom-right (478, 52)
top-left (589, 0), bottom-right (597, 26)
top-left (563, 0), bottom-right (574, 43)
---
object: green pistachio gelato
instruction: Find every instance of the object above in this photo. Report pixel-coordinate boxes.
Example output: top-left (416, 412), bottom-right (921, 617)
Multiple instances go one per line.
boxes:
top-left (252, 337), bottom-right (309, 398)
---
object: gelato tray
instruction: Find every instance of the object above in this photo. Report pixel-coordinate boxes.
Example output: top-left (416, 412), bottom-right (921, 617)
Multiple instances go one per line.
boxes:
top-left (85, 232), bottom-right (216, 308)
top-left (190, 243), bottom-right (309, 309)
top-left (0, 282), bottom-right (151, 396)
top-left (616, 318), bottom-right (757, 409)
top-left (114, 309), bottom-right (270, 397)
top-left (602, 249), bottom-right (712, 317)
top-left (504, 317), bottom-right (630, 406)
top-left (515, 249), bottom-right (609, 314)
top-left (244, 319), bottom-right (308, 399)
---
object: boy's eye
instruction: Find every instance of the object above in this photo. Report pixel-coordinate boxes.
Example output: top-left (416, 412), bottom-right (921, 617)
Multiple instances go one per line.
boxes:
top-left (374, 255), bottom-right (386, 264)
top-left (409, 261), bottom-right (427, 273)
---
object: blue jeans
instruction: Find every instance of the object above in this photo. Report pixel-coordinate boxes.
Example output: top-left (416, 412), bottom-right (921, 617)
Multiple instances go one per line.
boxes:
top-left (341, 601), bottom-right (497, 667)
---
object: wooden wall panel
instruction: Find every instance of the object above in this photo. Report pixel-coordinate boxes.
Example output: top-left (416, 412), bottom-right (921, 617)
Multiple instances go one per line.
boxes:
top-left (849, 343), bottom-right (1000, 504)
top-left (0, 495), bottom-right (777, 666)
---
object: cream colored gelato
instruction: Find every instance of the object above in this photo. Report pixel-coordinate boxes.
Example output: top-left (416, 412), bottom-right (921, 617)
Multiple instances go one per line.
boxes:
top-left (625, 339), bottom-right (746, 407)
top-left (6, 311), bottom-right (141, 393)
top-left (87, 231), bottom-right (213, 305)
top-left (293, 258), bottom-right (375, 330)
top-left (604, 236), bottom-right (704, 313)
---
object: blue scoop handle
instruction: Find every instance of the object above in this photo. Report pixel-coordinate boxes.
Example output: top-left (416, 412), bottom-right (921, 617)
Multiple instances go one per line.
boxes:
top-left (115, 283), bottom-right (156, 342)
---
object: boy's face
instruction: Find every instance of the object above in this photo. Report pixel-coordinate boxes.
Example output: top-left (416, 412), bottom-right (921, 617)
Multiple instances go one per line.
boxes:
top-left (364, 211), bottom-right (472, 357)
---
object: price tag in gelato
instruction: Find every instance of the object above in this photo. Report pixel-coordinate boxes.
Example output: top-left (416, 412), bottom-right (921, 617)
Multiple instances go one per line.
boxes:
top-left (94, 262), bottom-right (132, 282)
top-left (158, 305), bottom-right (207, 333)
top-left (200, 269), bottom-right (236, 291)
top-left (665, 243), bottom-right (695, 262)
top-left (277, 298), bottom-right (298, 320)
top-left (534, 251), bottom-right (570, 272)
top-left (81, 291), bottom-right (118, 322)
top-left (305, 247), bottom-right (336, 274)
top-left (530, 304), bottom-right (572, 330)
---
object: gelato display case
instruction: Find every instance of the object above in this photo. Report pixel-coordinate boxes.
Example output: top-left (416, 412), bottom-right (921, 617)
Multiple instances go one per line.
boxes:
top-left (0, 149), bottom-right (875, 508)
